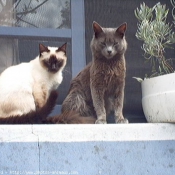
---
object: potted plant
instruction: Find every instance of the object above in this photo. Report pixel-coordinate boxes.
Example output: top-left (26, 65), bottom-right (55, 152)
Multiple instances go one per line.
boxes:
top-left (134, 2), bottom-right (175, 122)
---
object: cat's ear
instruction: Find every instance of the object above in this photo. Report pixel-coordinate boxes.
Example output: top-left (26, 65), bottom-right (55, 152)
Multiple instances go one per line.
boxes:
top-left (116, 23), bottom-right (127, 38)
top-left (39, 44), bottom-right (49, 56)
top-left (57, 43), bottom-right (67, 54)
top-left (93, 21), bottom-right (104, 38)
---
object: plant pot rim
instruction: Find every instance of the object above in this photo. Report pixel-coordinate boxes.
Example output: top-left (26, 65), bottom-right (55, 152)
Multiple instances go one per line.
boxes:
top-left (142, 72), bottom-right (175, 82)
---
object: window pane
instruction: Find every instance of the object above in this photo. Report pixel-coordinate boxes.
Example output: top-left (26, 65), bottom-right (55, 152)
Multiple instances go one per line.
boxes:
top-left (0, 0), bottom-right (71, 29)
top-left (84, 0), bottom-right (146, 123)
top-left (0, 38), bottom-right (19, 72)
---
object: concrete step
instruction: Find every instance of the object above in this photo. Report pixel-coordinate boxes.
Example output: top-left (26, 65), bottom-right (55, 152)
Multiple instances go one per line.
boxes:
top-left (0, 124), bottom-right (175, 175)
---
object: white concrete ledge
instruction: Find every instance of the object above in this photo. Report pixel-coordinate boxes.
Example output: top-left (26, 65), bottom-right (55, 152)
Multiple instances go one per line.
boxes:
top-left (0, 123), bottom-right (175, 142)
top-left (0, 124), bottom-right (175, 175)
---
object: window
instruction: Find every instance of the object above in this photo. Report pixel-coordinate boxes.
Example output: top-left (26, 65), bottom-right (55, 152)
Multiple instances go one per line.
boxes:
top-left (2, 0), bottom-right (172, 123)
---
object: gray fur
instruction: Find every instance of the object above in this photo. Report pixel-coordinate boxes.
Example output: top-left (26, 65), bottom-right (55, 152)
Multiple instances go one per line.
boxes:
top-left (62, 21), bottom-right (128, 124)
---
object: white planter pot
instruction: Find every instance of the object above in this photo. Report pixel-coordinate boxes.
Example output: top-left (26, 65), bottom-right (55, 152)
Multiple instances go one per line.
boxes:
top-left (141, 72), bottom-right (175, 123)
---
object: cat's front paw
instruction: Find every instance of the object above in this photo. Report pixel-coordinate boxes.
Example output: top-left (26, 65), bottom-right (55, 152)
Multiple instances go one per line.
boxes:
top-left (95, 119), bottom-right (107, 124)
top-left (116, 118), bottom-right (129, 124)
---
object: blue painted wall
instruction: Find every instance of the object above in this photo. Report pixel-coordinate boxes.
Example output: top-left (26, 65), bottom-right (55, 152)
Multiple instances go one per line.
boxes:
top-left (1, 140), bottom-right (175, 175)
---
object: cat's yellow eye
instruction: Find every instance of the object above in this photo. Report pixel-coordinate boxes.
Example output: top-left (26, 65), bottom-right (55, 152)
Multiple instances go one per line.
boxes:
top-left (101, 42), bottom-right (106, 46)
top-left (114, 42), bottom-right (119, 46)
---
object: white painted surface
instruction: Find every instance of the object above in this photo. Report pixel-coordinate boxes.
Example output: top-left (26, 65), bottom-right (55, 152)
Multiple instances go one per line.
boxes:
top-left (0, 124), bottom-right (175, 142)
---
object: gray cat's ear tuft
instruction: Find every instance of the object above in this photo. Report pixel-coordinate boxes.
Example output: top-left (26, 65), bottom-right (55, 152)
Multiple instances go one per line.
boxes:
top-left (39, 44), bottom-right (49, 56)
top-left (93, 21), bottom-right (103, 38)
top-left (116, 22), bottom-right (127, 38)
top-left (57, 43), bottom-right (67, 54)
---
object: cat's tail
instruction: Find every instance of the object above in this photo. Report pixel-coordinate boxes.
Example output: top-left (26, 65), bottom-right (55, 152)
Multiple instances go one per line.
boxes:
top-left (0, 90), bottom-right (58, 124)
top-left (43, 111), bottom-right (96, 124)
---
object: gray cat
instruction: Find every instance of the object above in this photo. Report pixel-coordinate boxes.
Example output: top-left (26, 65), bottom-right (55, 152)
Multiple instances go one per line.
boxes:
top-left (47, 21), bottom-right (128, 124)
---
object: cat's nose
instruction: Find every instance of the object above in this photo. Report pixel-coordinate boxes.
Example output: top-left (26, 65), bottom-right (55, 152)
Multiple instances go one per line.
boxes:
top-left (107, 50), bottom-right (112, 54)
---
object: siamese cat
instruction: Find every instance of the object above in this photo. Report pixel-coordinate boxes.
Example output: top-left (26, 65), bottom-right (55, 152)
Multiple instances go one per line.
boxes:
top-left (0, 43), bottom-right (67, 124)
top-left (45, 21), bottom-right (128, 124)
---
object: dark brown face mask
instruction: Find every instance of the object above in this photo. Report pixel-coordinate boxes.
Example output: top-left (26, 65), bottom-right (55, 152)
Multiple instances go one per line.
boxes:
top-left (42, 56), bottom-right (64, 73)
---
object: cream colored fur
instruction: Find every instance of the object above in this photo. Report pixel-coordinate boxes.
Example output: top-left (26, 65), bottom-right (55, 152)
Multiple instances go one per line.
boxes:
top-left (0, 47), bottom-right (66, 118)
